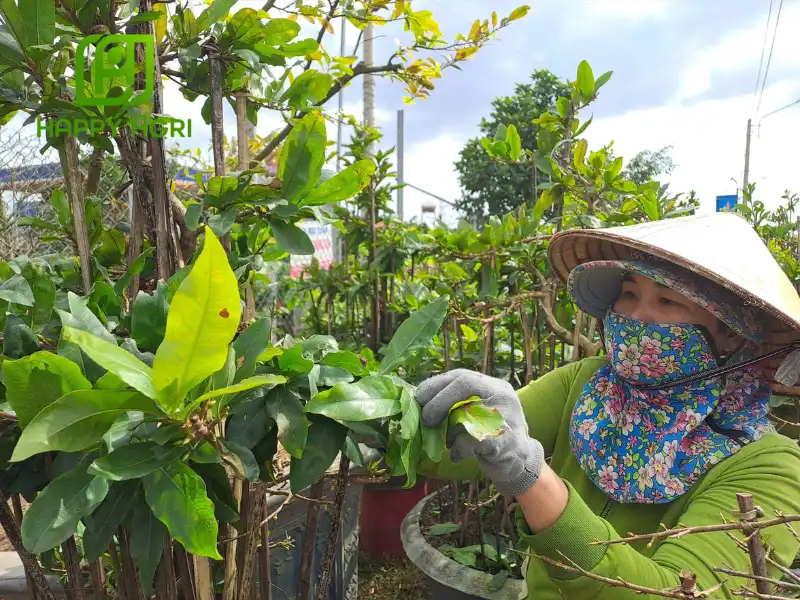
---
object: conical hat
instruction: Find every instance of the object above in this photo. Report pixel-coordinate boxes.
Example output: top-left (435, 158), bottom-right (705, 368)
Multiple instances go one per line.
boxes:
top-left (548, 213), bottom-right (800, 348)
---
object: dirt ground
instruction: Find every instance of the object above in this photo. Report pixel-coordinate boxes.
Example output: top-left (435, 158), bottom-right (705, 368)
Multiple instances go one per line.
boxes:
top-left (358, 554), bottom-right (432, 600)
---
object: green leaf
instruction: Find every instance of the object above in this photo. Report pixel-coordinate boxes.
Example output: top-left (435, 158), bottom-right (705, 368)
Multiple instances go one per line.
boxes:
top-left (129, 496), bottom-right (166, 594)
top-left (153, 228), bottom-right (241, 409)
top-left (192, 463), bottom-right (239, 523)
top-left (555, 96), bottom-right (569, 118)
top-left (280, 70), bottom-right (333, 110)
top-left (143, 462), bottom-right (221, 559)
top-left (88, 442), bottom-right (185, 481)
top-left (505, 125), bottom-right (521, 162)
top-left (232, 317), bottom-right (271, 382)
top-left (487, 570), bottom-right (511, 592)
top-left (379, 296), bottom-right (449, 375)
top-left (127, 10), bottom-right (163, 24)
top-left (264, 388), bottom-right (308, 459)
top-left (3, 351), bottom-right (91, 427)
top-left (449, 547), bottom-right (477, 567)
top-left (114, 247), bottom-right (154, 296)
top-left (277, 344), bottom-right (313, 375)
top-left (594, 70), bottom-right (613, 93)
top-left (277, 111), bottom-right (326, 202)
top-left (262, 18), bottom-right (300, 45)
top-left (269, 219), bottom-right (314, 255)
top-left (131, 281), bottom-right (169, 354)
top-left (185, 203), bottom-right (202, 231)
top-left (226, 392), bottom-right (271, 449)
top-left (305, 376), bottom-right (401, 422)
top-left (448, 403), bottom-right (504, 442)
top-left (63, 292), bottom-right (116, 344)
top-left (577, 60), bottom-right (595, 97)
top-left (289, 419), bottom-right (346, 493)
top-left (300, 160), bottom-right (376, 207)
top-left (421, 419), bottom-right (447, 463)
top-left (21, 465), bottom-right (109, 553)
top-left (428, 522), bottom-right (461, 536)
top-left (207, 207), bottom-right (237, 238)
top-left (219, 439), bottom-right (259, 481)
top-left (3, 314), bottom-right (38, 358)
top-left (193, 374), bottom-right (286, 406)
top-left (0, 274), bottom-right (34, 306)
top-left (11, 390), bottom-right (164, 462)
top-left (320, 351), bottom-right (365, 376)
top-left (82, 480), bottom-right (139, 561)
top-left (195, 0), bottom-right (236, 31)
top-left (62, 327), bottom-right (162, 402)
top-left (23, 264), bottom-right (56, 332)
top-left (279, 38), bottom-right (318, 57)
top-left (0, 0), bottom-right (27, 47)
top-left (573, 138), bottom-right (588, 167)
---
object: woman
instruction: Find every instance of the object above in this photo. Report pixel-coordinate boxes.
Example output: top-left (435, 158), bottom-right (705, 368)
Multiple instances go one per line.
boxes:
top-left (418, 213), bottom-right (800, 599)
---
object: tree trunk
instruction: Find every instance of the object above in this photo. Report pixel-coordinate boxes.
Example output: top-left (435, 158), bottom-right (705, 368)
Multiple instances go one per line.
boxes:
top-left (58, 137), bottom-right (92, 294)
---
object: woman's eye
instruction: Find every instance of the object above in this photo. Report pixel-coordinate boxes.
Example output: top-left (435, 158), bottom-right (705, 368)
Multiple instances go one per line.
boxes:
top-left (620, 290), bottom-right (636, 300)
top-left (660, 297), bottom-right (681, 307)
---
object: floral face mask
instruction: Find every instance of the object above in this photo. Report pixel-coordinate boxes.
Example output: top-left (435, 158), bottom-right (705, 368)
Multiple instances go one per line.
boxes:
top-left (570, 312), bottom-right (773, 504)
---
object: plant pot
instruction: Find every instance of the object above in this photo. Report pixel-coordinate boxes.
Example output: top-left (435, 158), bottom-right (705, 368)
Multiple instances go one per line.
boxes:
top-left (268, 476), bottom-right (361, 600)
top-left (401, 491), bottom-right (526, 600)
top-left (359, 476), bottom-right (444, 559)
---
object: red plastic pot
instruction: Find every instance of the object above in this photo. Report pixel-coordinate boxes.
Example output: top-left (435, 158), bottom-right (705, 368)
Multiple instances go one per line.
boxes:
top-left (359, 477), bottom-right (444, 559)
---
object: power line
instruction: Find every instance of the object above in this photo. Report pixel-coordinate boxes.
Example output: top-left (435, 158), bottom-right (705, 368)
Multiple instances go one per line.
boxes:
top-left (751, 0), bottom-right (773, 112)
top-left (756, 0), bottom-right (784, 116)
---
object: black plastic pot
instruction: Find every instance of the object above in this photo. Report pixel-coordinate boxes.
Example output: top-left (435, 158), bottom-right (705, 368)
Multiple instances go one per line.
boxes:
top-left (267, 451), bottom-right (379, 600)
top-left (401, 491), bottom-right (526, 600)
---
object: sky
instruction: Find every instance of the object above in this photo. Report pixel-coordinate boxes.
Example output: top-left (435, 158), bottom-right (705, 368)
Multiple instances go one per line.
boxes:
top-left (5, 0), bottom-right (800, 226)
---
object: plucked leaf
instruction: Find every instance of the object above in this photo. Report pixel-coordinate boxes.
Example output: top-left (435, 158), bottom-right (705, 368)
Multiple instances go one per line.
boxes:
top-left (449, 403), bottom-right (505, 442)
top-left (152, 228), bottom-right (241, 409)
top-left (143, 462), bottom-right (221, 559)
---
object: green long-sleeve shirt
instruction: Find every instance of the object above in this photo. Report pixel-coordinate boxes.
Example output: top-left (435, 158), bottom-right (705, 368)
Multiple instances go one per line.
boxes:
top-left (422, 357), bottom-right (800, 599)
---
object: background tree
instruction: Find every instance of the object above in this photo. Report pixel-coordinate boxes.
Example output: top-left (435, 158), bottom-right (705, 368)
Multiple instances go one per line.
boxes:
top-left (622, 145), bottom-right (676, 185)
top-left (454, 70), bottom-right (569, 224)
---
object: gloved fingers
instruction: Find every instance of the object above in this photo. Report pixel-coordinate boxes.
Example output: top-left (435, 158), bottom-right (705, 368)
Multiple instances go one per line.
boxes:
top-left (449, 433), bottom-right (478, 463)
top-left (415, 369), bottom-right (477, 407)
top-left (420, 374), bottom-right (487, 427)
top-left (446, 422), bottom-right (467, 447)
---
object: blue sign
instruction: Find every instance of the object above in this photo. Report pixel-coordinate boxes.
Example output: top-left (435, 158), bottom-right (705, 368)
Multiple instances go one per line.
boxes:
top-left (715, 194), bottom-right (738, 212)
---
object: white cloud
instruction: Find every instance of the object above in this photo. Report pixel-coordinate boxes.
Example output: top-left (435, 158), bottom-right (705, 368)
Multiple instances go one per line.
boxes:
top-left (675, 2), bottom-right (800, 103)
top-left (393, 131), bottom-right (467, 224)
top-left (586, 79), bottom-right (800, 213)
top-left (584, 0), bottom-right (670, 21)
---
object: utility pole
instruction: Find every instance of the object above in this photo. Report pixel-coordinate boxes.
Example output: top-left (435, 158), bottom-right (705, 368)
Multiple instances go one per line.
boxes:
top-left (396, 109), bottom-right (404, 221)
top-left (743, 118), bottom-right (752, 192)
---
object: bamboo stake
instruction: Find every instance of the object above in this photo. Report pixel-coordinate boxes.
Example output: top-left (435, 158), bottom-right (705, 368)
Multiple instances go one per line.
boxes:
top-left (737, 494), bottom-right (771, 595)
top-left (314, 458), bottom-right (350, 600)
top-left (58, 138), bottom-right (92, 294)
top-left (296, 481), bottom-right (325, 600)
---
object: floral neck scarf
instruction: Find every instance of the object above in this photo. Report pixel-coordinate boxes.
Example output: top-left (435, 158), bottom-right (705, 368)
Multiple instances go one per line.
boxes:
top-left (570, 312), bottom-right (773, 504)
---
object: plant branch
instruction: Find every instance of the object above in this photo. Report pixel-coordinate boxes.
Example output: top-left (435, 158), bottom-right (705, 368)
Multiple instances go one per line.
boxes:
top-left (250, 61), bottom-right (403, 167)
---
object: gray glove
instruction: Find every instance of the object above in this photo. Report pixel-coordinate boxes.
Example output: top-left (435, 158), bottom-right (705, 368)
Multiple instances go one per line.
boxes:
top-left (416, 369), bottom-right (544, 497)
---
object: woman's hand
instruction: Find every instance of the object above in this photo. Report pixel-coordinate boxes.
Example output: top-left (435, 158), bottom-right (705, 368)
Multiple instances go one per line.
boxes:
top-left (415, 369), bottom-right (545, 498)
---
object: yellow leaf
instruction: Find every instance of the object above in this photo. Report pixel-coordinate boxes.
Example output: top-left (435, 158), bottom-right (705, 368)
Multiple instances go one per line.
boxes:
top-left (152, 227), bottom-right (241, 411)
top-left (508, 5), bottom-right (530, 22)
top-left (455, 46), bottom-right (479, 61)
top-left (468, 19), bottom-right (480, 40)
top-left (154, 3), bottom-right (168, 43)
top-left (288, 13), bottom-right (298, 21)
top-left (392, 0), bottom-right (405, 19)
top-left (287, 70), bottom-right (295, 84)
top-left (492, 11), bottom-right (497, 28)
top-left (323, 18), bottom-right (334, 33)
